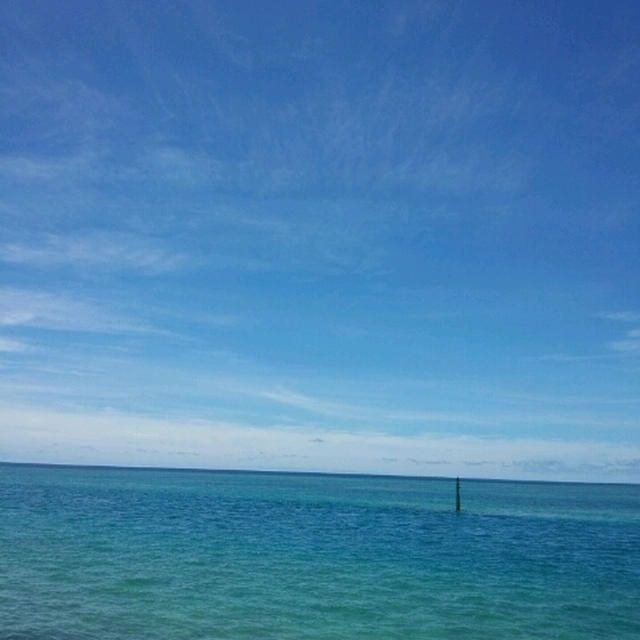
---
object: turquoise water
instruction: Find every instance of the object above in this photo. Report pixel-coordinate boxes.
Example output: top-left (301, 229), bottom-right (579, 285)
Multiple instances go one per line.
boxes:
top-left (1, 464), bottom-right (639, 639)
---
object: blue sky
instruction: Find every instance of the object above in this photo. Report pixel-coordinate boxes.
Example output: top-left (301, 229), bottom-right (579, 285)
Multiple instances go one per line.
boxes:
top-left (1, 0), bottom-right (639, 481)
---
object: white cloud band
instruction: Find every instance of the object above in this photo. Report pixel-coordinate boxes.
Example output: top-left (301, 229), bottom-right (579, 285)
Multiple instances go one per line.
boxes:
top-left (1, 405), bottom-right (637, 483)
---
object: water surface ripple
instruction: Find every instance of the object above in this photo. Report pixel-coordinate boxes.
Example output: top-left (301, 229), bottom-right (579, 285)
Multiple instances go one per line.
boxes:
top-left (1, 465), bottom-right (639, 639)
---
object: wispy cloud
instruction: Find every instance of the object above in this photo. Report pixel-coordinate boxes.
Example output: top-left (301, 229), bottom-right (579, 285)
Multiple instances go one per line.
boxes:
top-left (131, 146), bottom-right (223, 189)
top-left (255, 385), bottom-right (639, 432)
top-left (0, 336), bottom-right (30, 352)
top-left (0, 61), bottom-right (129, 148)
top-left (258, 387), bottom-right (358, 418)
top-left (599, 311), bottom-right (640, 355)
top-left (610, 328), bottom-right (640, 354)
top-left (0, 152), bottom-right (97, 183)
top-left (1, 404), bottom-right (637, 482)
top-left (102, 57), bottom-right (530, 199)
top-left (258, 385), bottom-right (493, 427)
top-left (1, 232), bottom-right (188, 274)
top-left (0, 287), bottom-right (154, 333)
top-left (527, 353), bottom-right (621, 363)
top-left (598, 311), bottom-right (640, 323)
top-left (533, 311), bottom-right (640, 362)
top-left (213, 78), bottom-right (530, 196)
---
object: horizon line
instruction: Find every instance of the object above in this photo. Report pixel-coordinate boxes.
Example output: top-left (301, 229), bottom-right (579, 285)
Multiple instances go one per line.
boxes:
top-left (1, 459), bottom-right (637, 487)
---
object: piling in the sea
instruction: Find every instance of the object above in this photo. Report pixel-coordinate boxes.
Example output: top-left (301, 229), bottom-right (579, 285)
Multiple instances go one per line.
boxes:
top-left (456, 476), bottom-right (461, 511)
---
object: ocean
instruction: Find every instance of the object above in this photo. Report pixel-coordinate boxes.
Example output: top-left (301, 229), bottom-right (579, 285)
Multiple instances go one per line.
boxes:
top-left (1, 463), bottom-right (639, 639)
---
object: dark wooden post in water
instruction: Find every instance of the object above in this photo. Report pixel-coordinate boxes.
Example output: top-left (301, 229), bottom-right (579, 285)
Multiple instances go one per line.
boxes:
top-left (455, 476), bottom-right (461, 511)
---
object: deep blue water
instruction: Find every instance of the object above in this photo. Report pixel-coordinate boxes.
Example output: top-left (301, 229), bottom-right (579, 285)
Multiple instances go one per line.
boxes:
top-left (1, 463), bottom-right (639, 639)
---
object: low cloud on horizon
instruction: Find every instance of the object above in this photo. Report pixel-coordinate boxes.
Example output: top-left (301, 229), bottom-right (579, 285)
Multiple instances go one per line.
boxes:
top-left (1, 404), bottom-right (637, 483)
